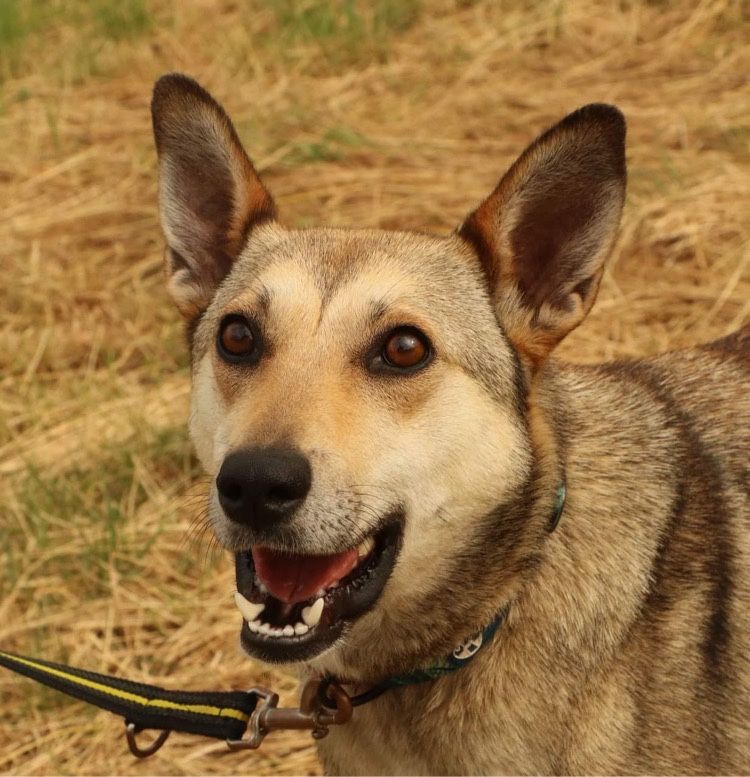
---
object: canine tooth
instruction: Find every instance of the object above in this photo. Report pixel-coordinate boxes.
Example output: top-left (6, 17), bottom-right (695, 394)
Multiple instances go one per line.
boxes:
top-left (294, 622), bottom-right (309, 636)
top-left (234, 592), bottom-right (265, 622)
top-left (282, 624), bottom-right (294, 637)
top-left (358, 536), bottom-right (375, 558)
top-left (302, 597), bottom-right (324, 628)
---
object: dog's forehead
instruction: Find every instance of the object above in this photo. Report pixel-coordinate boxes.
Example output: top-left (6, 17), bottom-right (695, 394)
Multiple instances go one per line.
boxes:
top-left (222, 225), bottom-right (490, 321)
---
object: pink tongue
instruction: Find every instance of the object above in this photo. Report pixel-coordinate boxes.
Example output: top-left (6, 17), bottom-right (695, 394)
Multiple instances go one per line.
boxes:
top-left (251, 546), bottom-right (360, 605)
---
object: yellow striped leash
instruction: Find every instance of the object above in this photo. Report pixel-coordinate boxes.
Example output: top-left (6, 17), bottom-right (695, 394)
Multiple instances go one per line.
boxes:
top-left (0, 650), bottom-right (351, 757)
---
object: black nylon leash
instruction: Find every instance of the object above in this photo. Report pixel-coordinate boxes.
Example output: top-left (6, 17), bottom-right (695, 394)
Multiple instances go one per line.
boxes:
top-left (0, 649), bottom-right (355, 756)
top-left (0, 650), bottom-right (259, 752)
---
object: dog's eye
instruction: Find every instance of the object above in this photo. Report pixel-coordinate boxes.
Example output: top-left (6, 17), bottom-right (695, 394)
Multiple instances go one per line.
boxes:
top-left (217, 315), bottom-right (261, 364)
top-left (380, 327), bottom-right (431, 371)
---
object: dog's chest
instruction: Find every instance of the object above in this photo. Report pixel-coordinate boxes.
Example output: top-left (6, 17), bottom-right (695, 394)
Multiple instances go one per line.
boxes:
top-left (315, 687), bottom-right (541, 775)
top-left (317, 712), bottom-right (430, 775)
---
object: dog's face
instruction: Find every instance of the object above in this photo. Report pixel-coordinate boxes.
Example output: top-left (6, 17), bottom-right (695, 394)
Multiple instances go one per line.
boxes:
top-left (186, 225), bottom-right (531, 669)
top-left (151, 74), bottom-right (625, 679)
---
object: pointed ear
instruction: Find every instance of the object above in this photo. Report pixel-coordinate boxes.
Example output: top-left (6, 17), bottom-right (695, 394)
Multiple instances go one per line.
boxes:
top-left (151, 73), bottom-right (276, 320)
top-left (458, 104), bottom-right (626, 366)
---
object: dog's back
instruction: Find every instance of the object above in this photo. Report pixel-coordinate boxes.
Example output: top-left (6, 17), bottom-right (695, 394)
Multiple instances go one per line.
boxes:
top-left (527, 327), bottom-right (750, 773)
top-left (624, 326), bottom-right (749, 772)
top-left (665, 324), bottom-right (750, 466)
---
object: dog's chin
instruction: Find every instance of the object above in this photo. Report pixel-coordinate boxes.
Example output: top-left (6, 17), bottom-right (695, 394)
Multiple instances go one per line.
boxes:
top-left (234, 515), bottom-right (404, 664)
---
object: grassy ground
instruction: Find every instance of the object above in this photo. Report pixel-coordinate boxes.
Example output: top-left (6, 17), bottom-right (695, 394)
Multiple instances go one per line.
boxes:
top-left (0, 0), bottom-right (748, 774)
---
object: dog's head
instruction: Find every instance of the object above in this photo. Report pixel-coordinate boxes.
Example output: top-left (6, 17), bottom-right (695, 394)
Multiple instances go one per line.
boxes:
top-left (151, 74), bottom-right (625, 679)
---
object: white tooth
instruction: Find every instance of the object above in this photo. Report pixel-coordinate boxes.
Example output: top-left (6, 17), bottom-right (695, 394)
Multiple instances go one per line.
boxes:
top-left (357, 536), bottom-right (375, 558)
top-left (282, 624), bottom-right (294, 637)
top-left (234, 592), bottom-right (265, 622)
top-left (294, 622), bottom-right (309, 636)
top-left (248, 619), bottom-right (260, 633)
top-left (302, 597), bottom-right (324, 628)
top-left (258, 622), bottom-right (271, 635)
top-left (269, 627), bottom-right (283, 637)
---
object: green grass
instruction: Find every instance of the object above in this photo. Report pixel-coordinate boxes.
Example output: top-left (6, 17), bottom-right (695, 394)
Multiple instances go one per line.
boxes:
top-left (0, 0), bottom-right (153, 84)
top-left (0, 0), bottom-right (41, 80)
top-left (260, 0), bottom-right (421, 66)
top-left (0, 0), bottom-right (25, 49)
top-left (282, 125), bottom-right (374, 165)
top-left (91, 0), bottom-right (151, 40)
top-left (0, 419), bottom-right (206, 707)
top-left (2, 0), bottom-right (417, 87)
top-left (2, 424), bottom-right (199, 597)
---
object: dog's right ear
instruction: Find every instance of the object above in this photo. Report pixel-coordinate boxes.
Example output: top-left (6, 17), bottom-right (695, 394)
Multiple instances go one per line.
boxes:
top-left (151, 73), bottom-right (276, 320)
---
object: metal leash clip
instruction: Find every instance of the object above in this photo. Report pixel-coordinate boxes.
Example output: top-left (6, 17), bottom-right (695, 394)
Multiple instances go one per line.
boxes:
top-left (226, 678), bottom-right (353, 751)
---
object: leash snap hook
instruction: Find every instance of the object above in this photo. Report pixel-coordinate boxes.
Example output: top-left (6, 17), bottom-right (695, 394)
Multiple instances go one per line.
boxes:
top-left (226, 687), bottom-right (279, 751)
top-left (225, 680), bottom-right (353, 751)
top-left (125, 722), bottom-right (170, 758)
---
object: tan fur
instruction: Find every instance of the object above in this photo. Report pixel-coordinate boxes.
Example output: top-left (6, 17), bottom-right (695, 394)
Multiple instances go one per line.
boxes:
top-left (151, 75), bottom-right (749, 774)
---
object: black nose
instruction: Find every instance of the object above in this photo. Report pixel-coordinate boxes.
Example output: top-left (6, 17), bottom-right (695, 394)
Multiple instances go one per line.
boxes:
top-left (216, 447), bottom-right (312, 531)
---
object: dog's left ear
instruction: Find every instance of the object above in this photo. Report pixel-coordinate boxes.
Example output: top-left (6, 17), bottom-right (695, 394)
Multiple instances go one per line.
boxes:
top-left (459, 104), bottom-right (626, 366)
top-left (151, 73), bottom-right (276, 320)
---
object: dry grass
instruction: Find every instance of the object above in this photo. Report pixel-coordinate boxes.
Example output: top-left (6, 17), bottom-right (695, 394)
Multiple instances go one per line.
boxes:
top-left (0, 0), bottom-right (748, 774)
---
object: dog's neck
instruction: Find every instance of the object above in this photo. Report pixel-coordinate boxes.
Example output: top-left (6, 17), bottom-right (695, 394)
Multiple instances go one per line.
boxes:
top-left (326, 478), bottom-right (565, 702)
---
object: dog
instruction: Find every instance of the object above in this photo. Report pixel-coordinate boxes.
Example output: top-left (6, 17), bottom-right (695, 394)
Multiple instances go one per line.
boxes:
top-left (150, 73), bottom-right (749, 774)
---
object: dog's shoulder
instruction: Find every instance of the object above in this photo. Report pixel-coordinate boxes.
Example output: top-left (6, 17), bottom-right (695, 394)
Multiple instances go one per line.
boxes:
top-left (643, 325), bottom-right (749, 473)
top-left (652, 324), bottom-right (749, 423)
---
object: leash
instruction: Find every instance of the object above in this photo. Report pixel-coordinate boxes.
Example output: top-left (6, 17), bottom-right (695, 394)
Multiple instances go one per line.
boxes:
top-left (0, 483), bottom-right (566, 758)
top-left (0, 637), bottom-right (489, 758)
top-left (0, 650), bottom-right (352, 756)
top-left (0, 618), bottom-right (504, 758)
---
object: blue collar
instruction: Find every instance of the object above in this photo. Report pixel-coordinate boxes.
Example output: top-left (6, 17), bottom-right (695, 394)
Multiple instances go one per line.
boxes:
top-left (341, 607), bottom-right (508, 707)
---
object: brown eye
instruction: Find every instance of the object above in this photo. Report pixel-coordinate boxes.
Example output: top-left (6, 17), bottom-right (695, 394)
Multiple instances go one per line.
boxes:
top-left (217, 316), bottom-right (261, 363)
top-left (381, 327), bottom-right (431, 371)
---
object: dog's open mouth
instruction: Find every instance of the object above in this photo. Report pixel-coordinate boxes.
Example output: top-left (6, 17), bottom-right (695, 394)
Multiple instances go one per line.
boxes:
top-left (234, 518), bottom-right (403, 662)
